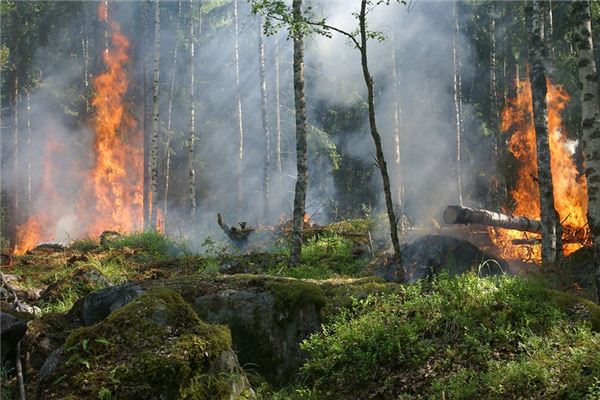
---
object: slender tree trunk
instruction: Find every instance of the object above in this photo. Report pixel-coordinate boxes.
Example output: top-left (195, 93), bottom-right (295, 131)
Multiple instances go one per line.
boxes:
top-left (274, 36), bottom-right (282, 190)
top-left (25, 90), bottom-right (31, 219)
top-left (526, 1), bottom-right (562, 265)
top-left (573, 0), bottom-right (600, 303)
top-left (163, 1), bottom-right (182, 232)
top-left (489, 1), bottom-right (501, 209)
top-left (544, 0), bottom-right (555, 60)
top-left (390, 31), bottom-right (405, 231)
top-left (188, 0), bottom-right (197, 223)
top-left (258, 17), bottom-right (271, 221)
top-left (452, 1), bottom-right (463, 206)
top-left (142, 0), bottom-right (150, 229)
top-left (12, 75), bottom-right (20, 228)
top-left (234, 0), bottom-right (245, 210)
top-left (8, 8), bottom-right (20, 249)
top-left (290, 0), bottom-right (308, 266)
top-left (149, 0), bottom-right (160, 230)
top-left (359, 0), bottom-right (403, 276)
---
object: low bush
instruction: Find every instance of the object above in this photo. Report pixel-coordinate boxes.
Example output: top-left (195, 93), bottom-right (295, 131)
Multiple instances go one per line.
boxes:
top-left (300, 273), bottom-right (600, 399)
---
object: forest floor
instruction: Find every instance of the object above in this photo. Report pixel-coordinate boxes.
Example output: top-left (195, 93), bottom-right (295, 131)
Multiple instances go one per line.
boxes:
top-left (1, 220), bottom-right (600, 399)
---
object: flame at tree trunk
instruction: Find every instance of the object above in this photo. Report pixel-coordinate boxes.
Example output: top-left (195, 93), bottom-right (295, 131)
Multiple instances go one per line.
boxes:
top-left (489, 77), bottom-right (591, 262)
top-left (14, 3), bottom-right (142, 254)
top-left (83, 2), bottom-right (143, 237)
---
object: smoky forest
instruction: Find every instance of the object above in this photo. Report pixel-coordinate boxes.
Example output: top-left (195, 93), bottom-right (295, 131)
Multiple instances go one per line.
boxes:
top-left (2, 0), bottom-right (600, 399)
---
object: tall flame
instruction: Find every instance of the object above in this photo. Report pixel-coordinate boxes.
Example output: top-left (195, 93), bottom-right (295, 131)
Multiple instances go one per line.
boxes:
top-left (14, 3), bottom-right (142, 254)
top-left (489, 77), bottom-right (591, 261)
top-left (84, 2), bottom-right (143, 237)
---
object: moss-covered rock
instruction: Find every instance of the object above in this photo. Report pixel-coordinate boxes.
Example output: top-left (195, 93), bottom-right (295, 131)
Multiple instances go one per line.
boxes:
top-left (38, 288), bottom-right (254, 399)
top-left (149, 275), bottom-right (325, 386)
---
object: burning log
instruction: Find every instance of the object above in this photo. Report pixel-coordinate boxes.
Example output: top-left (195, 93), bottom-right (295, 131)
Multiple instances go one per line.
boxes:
top-left (217, 214), bottom-right (254, 247)
top-left (444, 205), bottom-right (542, 233)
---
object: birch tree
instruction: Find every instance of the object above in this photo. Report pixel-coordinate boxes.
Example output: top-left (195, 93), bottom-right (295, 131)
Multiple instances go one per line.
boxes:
top-left (188, 0), bottom-right (197, 223)
top-left (289, 0), bottom-right (308, 266)
top-left (149, 0), bottom-right (160, 230)
top-left (452, 1), bottom-right (463, 206)
top-left (234, 0), bottom-right (245, 209)
top-left (573, 0), bottom-right (600, 303)
top-left (163, 1), bottom-right (183, 231)
top-left (258, 16), bottom-right (271, 221)
top-left (525, 0), bottom-right (562, 265)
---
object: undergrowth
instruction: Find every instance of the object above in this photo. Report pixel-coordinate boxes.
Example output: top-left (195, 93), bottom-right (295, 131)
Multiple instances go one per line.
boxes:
top-left (298, 273), bottom-right (600, 399)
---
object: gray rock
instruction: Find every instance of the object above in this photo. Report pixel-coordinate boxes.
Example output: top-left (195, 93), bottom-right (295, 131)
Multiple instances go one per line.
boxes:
top-left (38, 345), bottom-right (64, 383)
top-left (190, 280), bottom-right (322, 385)
top-left (371, 235), bottom-right (506, 283)
top-left (0, 312), bottom-right (27, 363)
top-left (81, 282), bottom-right (144, 325)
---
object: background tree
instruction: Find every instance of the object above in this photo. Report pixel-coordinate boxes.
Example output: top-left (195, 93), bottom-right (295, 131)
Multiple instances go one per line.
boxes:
top-left (525, 0), bottom-right (562, 265)
top-left (573, 0), bottom-right (600, 303)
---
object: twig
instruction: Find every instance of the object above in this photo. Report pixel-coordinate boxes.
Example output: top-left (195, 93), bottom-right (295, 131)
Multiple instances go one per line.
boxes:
top-left (367, 230), bottom-right (375, 257)
top-left (16, 341), bottom-right (26, 400)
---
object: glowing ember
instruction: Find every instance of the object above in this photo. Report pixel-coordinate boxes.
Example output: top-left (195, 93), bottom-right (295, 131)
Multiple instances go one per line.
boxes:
top-left (489, 77), bottom-right (591, 262)
top-left (14, 3), bottom-right (142, 254)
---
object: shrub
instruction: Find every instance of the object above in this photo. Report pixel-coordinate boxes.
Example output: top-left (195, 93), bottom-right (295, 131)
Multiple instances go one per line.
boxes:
top-left (300, 273), bottom-right (600, 399)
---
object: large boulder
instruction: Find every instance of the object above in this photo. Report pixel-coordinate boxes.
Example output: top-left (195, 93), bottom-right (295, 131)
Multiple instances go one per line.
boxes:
top-left (152, 276), bottom-right (326, 385)
top-left (0, 312), bottom-right (27, 364)
top-left (368, 235), bottom-right (507, 283)
top-left (38, 288), bottom-right (254, 399)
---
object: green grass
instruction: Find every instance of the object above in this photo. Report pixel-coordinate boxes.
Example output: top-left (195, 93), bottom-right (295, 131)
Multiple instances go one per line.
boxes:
top-left (103, 231), bottom-right (189, 262)
top-left (299, 273), bottom-right (600, 399)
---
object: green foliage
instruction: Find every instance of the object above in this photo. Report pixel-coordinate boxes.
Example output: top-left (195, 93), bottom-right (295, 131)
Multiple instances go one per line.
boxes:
top-left (300, 274), bottom-right (600, 399)
top-left (104, 231), bottom-right (189, 262)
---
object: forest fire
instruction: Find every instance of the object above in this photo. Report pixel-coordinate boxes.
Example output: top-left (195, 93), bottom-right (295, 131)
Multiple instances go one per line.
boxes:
top-left (14, 3), bottom-right (142, 254)
top-left (489, 78), bottom-right (591, 262)
top-left (85, 2), bottom-right (143, 238)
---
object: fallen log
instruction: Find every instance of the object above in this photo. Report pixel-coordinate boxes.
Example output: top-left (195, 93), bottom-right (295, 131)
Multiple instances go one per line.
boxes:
top-left (443, 205), bottom-right (542, 233)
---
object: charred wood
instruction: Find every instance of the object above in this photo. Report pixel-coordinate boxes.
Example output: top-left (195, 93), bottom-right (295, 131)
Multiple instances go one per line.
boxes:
top-left (217, 213), bottom-right (254, 247)
top-left (444, 205), bottom-right (542, 233)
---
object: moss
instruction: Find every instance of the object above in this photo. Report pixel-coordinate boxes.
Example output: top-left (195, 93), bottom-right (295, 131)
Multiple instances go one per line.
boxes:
top-left (264, 278), bottom-right (326, 318)
top-left (548, 289), bottom-right (600, 331)
top-left (40, 288), bottom-right (242, 399)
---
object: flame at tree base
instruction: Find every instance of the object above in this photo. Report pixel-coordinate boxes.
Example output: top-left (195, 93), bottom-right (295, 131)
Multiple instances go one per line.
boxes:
top-left (489, 77), bottom-right (591, 263)
top-left (14, 3), bottom-right (143, 254)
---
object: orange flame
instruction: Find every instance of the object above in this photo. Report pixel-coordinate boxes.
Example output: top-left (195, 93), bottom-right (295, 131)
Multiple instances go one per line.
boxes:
top-left (489, 77), bottom-right (591, 262)
top-left (14, 3), bottom-right (142, 254)
top-left (84, 2), bottom-right (143, 238)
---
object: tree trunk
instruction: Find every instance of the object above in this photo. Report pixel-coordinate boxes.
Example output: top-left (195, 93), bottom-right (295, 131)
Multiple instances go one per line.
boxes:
top-left (290, 0), bottom-right (308, 267)
top-left (359, 0), bottom-right (403, 277)
top-left (142, 0), bottom-right (151, 229)
top-left (163, 1), bottom-right (182, 233)
top-left (149, 0), bottom-right (160, 230)
top-left (452, 1), bottom-right (463, 206)
top-left (258, 17), bottom-right (271, 221)
top-left (25, 89), bottom-right (31, 220)
top-left (188, 0), bottom-right (197, 223)
top-left (573, 0), bottom-right (600, 303)
top-left (526, 1), bottom-right (562, 264)
top-left (274, 36), bottom-right (282, 190)
top-left (390, 31), bottom-right (405, 230)
top-left (544, 0), bottom-right (555, 60)
top-left (234, 0), bottom-right (245, 210)
top-left (444, 205), bottom-right (542, 233)
top-left (489, 1), bottom-right (501, 209)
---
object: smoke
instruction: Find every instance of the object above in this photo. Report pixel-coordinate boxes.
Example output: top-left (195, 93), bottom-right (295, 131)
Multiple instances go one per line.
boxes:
top-left (1, 0), bottom-right (491, 251)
